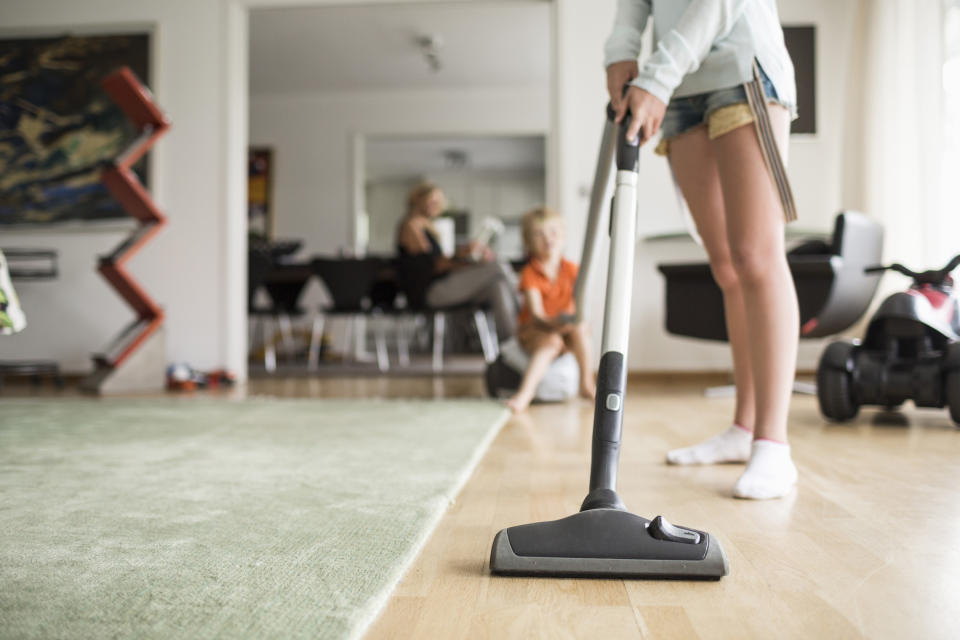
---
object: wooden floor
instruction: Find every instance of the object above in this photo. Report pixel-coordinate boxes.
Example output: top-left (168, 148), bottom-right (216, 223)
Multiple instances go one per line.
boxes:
top-left (325, 375), bottom-right (960, 640)
top-left (11, 374), bottom-right (959, 638)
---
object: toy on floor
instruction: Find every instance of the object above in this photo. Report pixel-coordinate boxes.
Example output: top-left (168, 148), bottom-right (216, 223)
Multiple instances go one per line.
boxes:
top-left (167, 363), bottom-right (236, 392)
top-left (817, 253), bottom-right (960, 426)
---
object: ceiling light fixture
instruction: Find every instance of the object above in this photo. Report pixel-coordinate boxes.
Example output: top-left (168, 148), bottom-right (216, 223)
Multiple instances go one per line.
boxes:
top-left (414, 34), bottom-right (443, 73)
top-left (443, 149), bottom-right (469, 169)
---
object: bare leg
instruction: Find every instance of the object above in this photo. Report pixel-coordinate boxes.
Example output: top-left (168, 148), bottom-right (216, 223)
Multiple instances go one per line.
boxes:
top-left (506, 333), bottom-right (564, 413)
top-left (563, 322), bottom-right (595, 399)
top-left (668, 126), bottom-right (755, 430)
top-left (711, 106), bottom-right (797, 444)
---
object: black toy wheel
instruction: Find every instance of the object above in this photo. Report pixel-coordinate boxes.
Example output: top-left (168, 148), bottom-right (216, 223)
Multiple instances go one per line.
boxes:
top-left (946, 369), bottom-right (960, 427)
top-left (947, 343), bottom-right (960, 427)
top-left (947, 369), bottom-right (960, 427)
top-left (817, 342), bottom-right (860, 422)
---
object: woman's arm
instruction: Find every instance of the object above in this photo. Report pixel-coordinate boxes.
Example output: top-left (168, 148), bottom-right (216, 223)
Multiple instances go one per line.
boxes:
top-left (603, 0), bottom-right (652, 69)
top-left (434, 256), bottom-right (461, 274)
top-left (603, 1), bottom-right (651, 120)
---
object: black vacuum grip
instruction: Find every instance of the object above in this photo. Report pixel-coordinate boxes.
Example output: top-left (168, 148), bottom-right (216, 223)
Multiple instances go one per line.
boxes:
top-left (584, 352), bottom-right (626, 506)
top-left (616, 118), bottom-right (640, 172)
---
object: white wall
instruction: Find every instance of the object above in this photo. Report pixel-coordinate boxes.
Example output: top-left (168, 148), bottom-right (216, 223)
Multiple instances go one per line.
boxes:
top-left (1, 228), bottom-right (131, 372)
top-left (1, 0), bottom-right (235, 374)
top-left (249, 86), bottom-right (550, 258)
top-left (779, 0), bottom-right (861, 232)
top-left (366, 178), bottom-right (419, 255)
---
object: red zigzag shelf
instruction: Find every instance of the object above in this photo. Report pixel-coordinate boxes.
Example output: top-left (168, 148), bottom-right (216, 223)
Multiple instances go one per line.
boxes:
top-left (95, 67), bottom-right (170, 369)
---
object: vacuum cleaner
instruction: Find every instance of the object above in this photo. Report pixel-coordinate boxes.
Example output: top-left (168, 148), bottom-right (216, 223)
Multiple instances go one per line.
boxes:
top-left (489, 104), bottom-right (729, 580)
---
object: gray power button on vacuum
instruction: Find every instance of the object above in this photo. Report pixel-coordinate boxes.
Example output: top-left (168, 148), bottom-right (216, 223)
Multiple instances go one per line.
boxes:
top-left (605, 393), bottom-right (621, 411)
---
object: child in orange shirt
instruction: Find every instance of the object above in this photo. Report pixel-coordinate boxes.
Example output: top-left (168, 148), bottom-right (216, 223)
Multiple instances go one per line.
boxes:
top-left (506, 207), bottom-right (596, 413)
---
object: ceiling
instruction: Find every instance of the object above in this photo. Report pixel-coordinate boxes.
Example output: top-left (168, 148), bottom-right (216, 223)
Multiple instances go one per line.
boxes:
top-left (249, 2), bottom-right (551, 94)
top-left (365, 135), bottom-right (544, 179)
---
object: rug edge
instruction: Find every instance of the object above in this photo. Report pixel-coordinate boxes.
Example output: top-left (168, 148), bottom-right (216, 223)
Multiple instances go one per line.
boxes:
top-left (348, 407), bottom-right (511, 640)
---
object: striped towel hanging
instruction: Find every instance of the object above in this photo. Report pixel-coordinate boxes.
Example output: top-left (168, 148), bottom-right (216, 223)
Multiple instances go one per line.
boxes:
top-left (744, 60), bottom-right (798, 223)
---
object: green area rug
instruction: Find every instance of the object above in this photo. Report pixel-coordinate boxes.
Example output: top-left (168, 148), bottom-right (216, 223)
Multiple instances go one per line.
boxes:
top-left (0, 398), bottom-right (508, 640)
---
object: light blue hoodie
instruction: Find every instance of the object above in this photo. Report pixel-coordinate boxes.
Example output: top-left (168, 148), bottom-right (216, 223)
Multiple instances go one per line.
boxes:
top-left (604, 0), bottom-right (797, 112)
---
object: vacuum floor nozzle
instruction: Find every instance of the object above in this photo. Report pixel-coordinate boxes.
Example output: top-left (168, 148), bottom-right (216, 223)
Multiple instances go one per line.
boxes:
top-left (490, 508), bottom-right (729, 580)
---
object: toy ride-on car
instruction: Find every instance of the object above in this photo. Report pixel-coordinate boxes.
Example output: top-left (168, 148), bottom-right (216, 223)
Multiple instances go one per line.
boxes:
top-left (817, 254), bottom-right (960, 426)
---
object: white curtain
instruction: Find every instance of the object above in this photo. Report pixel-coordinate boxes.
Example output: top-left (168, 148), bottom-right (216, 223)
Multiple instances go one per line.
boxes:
top-left (856, 0), bottom-right (948, 277)
top-left (940, 1), bottom-right (960, 265)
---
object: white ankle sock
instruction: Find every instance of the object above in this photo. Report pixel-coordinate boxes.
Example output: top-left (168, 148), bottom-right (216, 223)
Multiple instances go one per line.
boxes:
top-left (733, 440), bottom-right (798, 500)
top-left (665, 425), bottom-right (753, 465)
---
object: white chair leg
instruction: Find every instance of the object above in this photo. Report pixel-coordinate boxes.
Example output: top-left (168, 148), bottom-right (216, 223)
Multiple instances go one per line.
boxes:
top-left (473, 309), bottom-right (495, 363)
top-left (353, 315), bottom-right (375, 363)
top-left (248, 315), bottom-right (258, 353)
top-left (487, 314), bottom-right (500, 359)
top-left (308, 313), bottom-right (325, 370)
top-left (414, 315), bottom-right (429, 350)
top-left (432, 312), bottom-right (445, 373)
top-left (264, 317), bottom-right (277, 373)
top-left (374, 311), bottom-right (390, 372)
top-left (397, 316), bottom-right (411, 367)
top-left (343, 315), bottom-right (354, 363)
top-left (278, 314), bottom-right (296, 360)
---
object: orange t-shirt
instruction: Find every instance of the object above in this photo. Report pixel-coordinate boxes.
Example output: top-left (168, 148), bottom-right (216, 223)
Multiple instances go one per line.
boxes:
top-left (517, 258), bottom-right (579, 325)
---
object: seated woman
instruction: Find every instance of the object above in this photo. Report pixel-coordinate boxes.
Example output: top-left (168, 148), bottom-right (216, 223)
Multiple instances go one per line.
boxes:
top-left (395, 183), bottom-right (517, 341)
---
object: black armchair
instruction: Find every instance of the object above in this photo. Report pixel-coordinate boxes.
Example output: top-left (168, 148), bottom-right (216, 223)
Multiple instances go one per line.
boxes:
top-left (392, 254), bottom-right (499, 372)
top-left (658, 211), bottom-right (885, 342)
top-left (248, 240), bottom-right (312, 372)
top-left (310, 256), bottom-right (394, 371)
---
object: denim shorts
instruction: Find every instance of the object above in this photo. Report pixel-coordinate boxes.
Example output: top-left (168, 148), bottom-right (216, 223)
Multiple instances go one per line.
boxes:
top-left (654, 65), bottom-right (793, 156)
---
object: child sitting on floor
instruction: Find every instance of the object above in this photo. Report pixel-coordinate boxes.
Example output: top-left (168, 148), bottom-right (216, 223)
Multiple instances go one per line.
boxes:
top-left (506, 207), bottom-right (595, 413)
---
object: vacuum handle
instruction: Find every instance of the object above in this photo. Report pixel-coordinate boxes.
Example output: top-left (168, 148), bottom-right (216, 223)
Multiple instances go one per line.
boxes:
top-left (615, 115), bottom-right (640, 172)
top-left (584, 105), bottom-right (641, 506)
top-left (573, 104), bottom-right (642, 323)
top-left (609, 89), bottom-right (642, 172)
top-left (573, 112), bottom-right (618, 323)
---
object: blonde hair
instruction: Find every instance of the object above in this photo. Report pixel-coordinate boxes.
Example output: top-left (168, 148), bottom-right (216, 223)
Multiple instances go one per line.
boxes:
top-left (521, 206), bottom-right (563, 253)
top-left (406, 182), bottom-right (445, 217)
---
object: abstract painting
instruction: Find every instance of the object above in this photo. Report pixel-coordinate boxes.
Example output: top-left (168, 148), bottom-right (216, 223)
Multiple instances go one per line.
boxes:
top-left (0, 34), bottom-right (150, 226)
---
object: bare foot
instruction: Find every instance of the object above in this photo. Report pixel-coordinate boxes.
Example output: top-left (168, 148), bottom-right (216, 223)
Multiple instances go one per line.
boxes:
top-left (505, 392), bottom-right (532, 413)
top-left (579, 384), bottom-right (596, 401)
